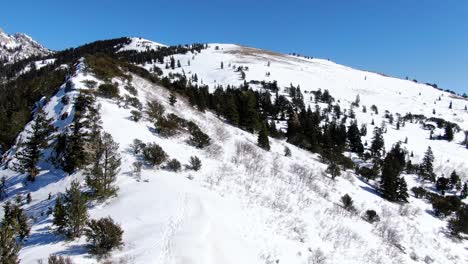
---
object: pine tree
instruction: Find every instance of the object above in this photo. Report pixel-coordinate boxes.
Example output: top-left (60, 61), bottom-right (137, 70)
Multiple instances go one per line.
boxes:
top-left (347, 120), bottom-right (364, 154)
top-left (53, 195), bottom-right (67, 233)
top-left (449, 171), bottom-right (461, 189)
top-left (380, 143), bottom-right (408, 202)
top-left (0, 226), bottom-right (20, 264)
top-left (17, 109), bottom-right (55, 181)
top-left (449, 101), bottom-right (453, 109)
top-left (85, 132), bottom-right (121, 200)
top-left (326, 162), bottom-right (341, 180)
top-left (169, 91), bottom-right (177, 106)
top-left (85, 217), bottom-right (123, 256)
top-left (445, 123), bottom-right (454, 141)
top-left (420, 146), bottom-right (435, 182)
top-left (2, 200), bottom-right (30, 240)
top-left (220, 61), bottom-right (224, 69)
top-left (170, 57), bottom-right (175, 69)
top-left (257, 123), bottom-right (270, 151)
top-left (61, 181), bottom-right (88, 238)
top-left (370, 127), bottom-right (385, 158)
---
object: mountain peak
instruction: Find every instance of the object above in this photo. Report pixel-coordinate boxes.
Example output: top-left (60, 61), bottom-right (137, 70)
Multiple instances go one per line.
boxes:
top-left (0, 29), bottom-right (51, 63)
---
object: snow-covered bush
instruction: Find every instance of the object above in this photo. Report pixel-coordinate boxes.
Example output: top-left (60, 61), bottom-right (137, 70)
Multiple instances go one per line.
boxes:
top-left (165, 158), bottom-right (181, 172)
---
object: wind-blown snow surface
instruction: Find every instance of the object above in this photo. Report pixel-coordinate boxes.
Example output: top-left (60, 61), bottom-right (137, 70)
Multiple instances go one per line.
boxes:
top-left (0, 46), bottom-right (467, 263)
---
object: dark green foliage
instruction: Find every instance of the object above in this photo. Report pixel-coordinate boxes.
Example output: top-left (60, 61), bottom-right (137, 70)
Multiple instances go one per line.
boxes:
top-left (284, 146), bottom-right (291, 157)
top-left (85, 55), bottom-right (126, 81)
top-left (341, 194), bottom-right (354, 211)
top-left (370, 127), bottom-right (385, 158)
top-left (445, 123), bottom-right (454, 141)
top-left (0, 64), bottom-right (66, 151)
top-left (53, 196), bottom-right (67, 233)
top-left (357, 165), bottom-right (379, 181)
top-left (187, 122), bottom-right (211, 148)
top-left (188, 156), bottom-right (202, 171)
top-left (435, 177), bottom-right (450, 192)
top-left (169, 91), bottom-right (177, 106)
top-left (347, 120), bottom-right (364, 154)
top-left (0, 226), bottom-right (21, 264)
top-left (145, 99), bottom-right (165, 122)
top-left (2, 200), bottom-right (30, 240)
top-left (364, 210), bottom-right (380, 223)
top-left (97, 83), bottom-right (119, 99)
top-left (430, 195), bottom-right (462, 217)
top-left (123, 95), bottom-right (142, 110)
top-left (257, 123), bottom-right (270, 151)
top-left (84, 217), bottom-right (123, 257)
top-left (326, 163), bottom-right (341, 180)
top-left (142, 143), bottom-right (168, 167)
top-left (0, 177), bottom-right (6, 201)
top-left (130, 110), bottom-right (142, 122)
top-left (85, 132), bottom-right (121, 200)
top-left (420, 147), bottom-right (435, 182)
top-left (448, 205), bottom-right (468, 238)
top-left (54, 181), bottom-right (88, 238)
top-left (26, 193), bottom-right (31, 204)
top-left (411, 186), bottom-right (427, 198)
top-left (450, 171), bottom-right (461, 189)
top-left (380, 143), bottom-right (409, 202)
top-left (124, 85), bottom-right (138, 96)
top-left (16, 109), bottom-right (55, 181)
top-left (60, 91), bottom-right (99, 173)
top-left (130, 139), bottom-right (145, 155)
top-left (155, 116), bottom-right (182, 137)
top-left (166, 159), bottom-right (181, 172)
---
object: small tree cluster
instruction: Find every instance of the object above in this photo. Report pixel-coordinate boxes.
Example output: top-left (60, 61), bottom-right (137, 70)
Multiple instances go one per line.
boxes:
top-left (142, 143), bottom-right (168, 167)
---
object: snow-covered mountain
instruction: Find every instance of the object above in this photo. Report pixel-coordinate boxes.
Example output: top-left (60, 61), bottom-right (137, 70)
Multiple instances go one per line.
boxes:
top-left (0, 28), bottom-right (51, 63)
top-left (0, 37), bottom-right (467, 264)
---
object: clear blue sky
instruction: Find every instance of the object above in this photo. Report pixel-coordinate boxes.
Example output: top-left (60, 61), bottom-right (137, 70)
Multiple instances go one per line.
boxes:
top-left (2, 0), bottom-right (467, 94)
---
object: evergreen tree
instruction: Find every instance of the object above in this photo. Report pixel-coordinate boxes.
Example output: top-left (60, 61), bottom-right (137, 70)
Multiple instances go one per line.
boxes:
top-left (220, 61), bottom-right (224, 69)
top-left (60, 181), bottom-right (88, 238)
top-left (170, 57), bottom-right (175, 69)
top-left (445, 123), bottom-right (454, 141)
top-left (85, 217), bottom-right (123, 256)
top-left (347, 120), bottom-right (364, 154)
top-left (53, 195), bottom-right (67, 233)
top-left (420, 146), bottom-right (435, 182)
top-left (447, 205), bottom-right (468, 238)
top-left (2, 200), bottom-right (30, 240)
top-left (169, 91), bottom-right (177, 106)
top-left (257, 123), bottom-right (270, 151)
top-left (0, 226), bottom-right (20, 264)
top-left (370, 127), bottom-right (385, 158)
top-left (450, 171), bottom-right (460, 188)
top-left (380, 143), bottom-right (408, 202)
top-left (17, 109), bottom-right (55, 181)
top-left (326, 162), bottom-right (341, 180)
top-left (85, 132), bottom-right (121, 200)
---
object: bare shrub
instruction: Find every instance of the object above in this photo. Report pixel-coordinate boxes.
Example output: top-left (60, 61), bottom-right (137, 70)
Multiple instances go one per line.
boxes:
top-left (373, 220), bottom-right (402, 247)
top-left (204, 143), bottom-right (223, 159)
top-left (214, 124), bottom-right (230, 142)
top-left (308, 248), bottom-right (327, 264)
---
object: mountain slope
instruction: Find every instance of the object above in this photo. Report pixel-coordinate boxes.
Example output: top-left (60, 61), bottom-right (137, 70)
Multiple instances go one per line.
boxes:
top-left (0, 38), bottom-right (467, 264)
top-left (0, 28), bottom-right (51, 63)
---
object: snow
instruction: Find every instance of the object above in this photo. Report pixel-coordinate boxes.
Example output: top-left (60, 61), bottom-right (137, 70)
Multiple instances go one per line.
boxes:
top-left (118, 37), bottom-right (167, 52)
top-left (0, 44), bottom-right (467, 264)
top-left (0, 29), bottom-right (51, 63)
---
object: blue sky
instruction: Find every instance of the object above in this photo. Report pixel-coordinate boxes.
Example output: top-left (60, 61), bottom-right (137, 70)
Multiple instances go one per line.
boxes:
top-left (2, 0), bottom-right (467, 94)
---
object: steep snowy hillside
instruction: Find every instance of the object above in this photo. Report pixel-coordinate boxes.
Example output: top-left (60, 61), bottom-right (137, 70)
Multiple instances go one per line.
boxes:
top-left (148, 43), bottom-right (468, 178)
top-left (0, 28), bottom-right (51, 63)
top-left (0, 39), bottom-right (467, 264)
